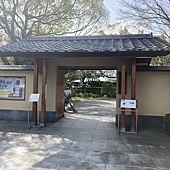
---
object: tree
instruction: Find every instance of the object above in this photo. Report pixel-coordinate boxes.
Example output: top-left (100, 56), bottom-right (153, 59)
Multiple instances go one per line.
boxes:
top-left (117, 0), bottom-right (170, 66)
top-left (101, 82), bottom-right (116, 98)
top-left (97, 21), bottom-right (149, 35)
top-left (0, 0), bottom-right (108, 64)
top-left (150, 54), bottom-right (170, 66)
top-left (117, 0), bottom-right (170, 38)
top-left (65, 70), bottom-right (114, 94)
top-left (118, 27), bottom-right (130, 35)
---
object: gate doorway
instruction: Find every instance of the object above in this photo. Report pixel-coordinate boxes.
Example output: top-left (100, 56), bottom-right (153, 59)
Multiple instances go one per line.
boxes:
top-left (0, 34), bottom-right (169, 129)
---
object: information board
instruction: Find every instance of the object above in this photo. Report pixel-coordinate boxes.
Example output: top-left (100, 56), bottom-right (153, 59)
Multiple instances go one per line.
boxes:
top-left (28, 94), bottom-right (40, 102)
top-left (120, 99), bottom-right (137, 109)
top-left (0, 76), bottom-right (25, 100)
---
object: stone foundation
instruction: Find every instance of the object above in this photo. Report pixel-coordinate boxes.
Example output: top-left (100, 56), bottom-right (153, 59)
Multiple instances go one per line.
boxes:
top-left (0, 110), bottom-right (57, 123)
top-left (115, 114), bottom-right (165, 129)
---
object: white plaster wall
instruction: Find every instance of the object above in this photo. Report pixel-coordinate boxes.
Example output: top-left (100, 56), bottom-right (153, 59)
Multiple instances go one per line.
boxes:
top-left (137, 71), bottom-right (170, 116)
top-left (1, 60), bottom-right (170, 117)
top-left (116, 70), bottom-right (170, 116)
top-left (53, 57), bottom-right (118, 67)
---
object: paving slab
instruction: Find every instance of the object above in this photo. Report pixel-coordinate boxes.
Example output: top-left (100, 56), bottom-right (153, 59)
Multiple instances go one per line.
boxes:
top-left (0, 99), bottom-right (170, 170)
top-left (56, 160), bottom-right (106, 170)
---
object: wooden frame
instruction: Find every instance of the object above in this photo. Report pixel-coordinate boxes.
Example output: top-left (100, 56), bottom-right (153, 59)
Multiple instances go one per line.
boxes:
top-left (118, 72), bottom-right (127, 94)
top-left (56, 67), bottom-right (65, 119)
top-left (121, 57), bottom-right (126, 129)
top-left (131, 57), bottom-right (136, 129)
top-left (32, 58), bottom-right (39, 123)
top-left (40, 58), bottom-right (47, 126)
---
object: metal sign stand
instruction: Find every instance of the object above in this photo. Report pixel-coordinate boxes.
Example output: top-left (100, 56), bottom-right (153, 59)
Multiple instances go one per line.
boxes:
top-left (118, 99), bottom-right (138, 135)
top-left (27, 94), bottom-right (40, 130)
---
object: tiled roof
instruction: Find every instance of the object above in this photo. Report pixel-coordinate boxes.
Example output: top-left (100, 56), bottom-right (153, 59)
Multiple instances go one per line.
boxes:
top-left (0, 34), bottom-right (170, 57)
top-left (0, 65), bottom-right (33, 71)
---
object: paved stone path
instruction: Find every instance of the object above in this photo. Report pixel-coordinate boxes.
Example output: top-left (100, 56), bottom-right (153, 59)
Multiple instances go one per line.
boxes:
top-left (0, 100), bottom-right (170, 170)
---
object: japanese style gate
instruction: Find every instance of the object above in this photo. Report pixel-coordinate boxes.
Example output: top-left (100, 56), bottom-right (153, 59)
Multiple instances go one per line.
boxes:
top-left (0, 34), bottom-right (170, 130)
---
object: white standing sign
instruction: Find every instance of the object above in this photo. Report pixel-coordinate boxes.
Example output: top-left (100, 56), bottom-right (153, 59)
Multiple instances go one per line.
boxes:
top-left (28, 94), bottom-right (40, 102)
top-left (120, 99), bottom-right (137, 109)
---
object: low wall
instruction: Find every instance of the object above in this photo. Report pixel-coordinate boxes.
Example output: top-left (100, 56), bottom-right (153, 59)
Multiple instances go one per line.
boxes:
top-left (115, 114), bottom-right (165, 130)
top-left (0, 110), bottom-right (57, 123)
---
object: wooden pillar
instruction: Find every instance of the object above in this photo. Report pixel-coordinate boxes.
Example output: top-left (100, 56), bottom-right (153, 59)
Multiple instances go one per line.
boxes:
top-left (32, 58), bottom-right (39, 124)
top-left (56, 67), bottom-right (65, 119)
top-left (121, 57), bottom-right (126, 130)
top-left (40, 58), bottom-right (47, 126)
top-left (131, 57), bottom-right (136, 130)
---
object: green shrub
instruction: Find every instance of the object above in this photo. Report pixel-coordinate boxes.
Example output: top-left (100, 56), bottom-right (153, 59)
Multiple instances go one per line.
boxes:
top-left (165, 113), bottom-right (170, 135)
top-left (85, 87), bottom-right (101, 95)
top-left (76, 93), bottom-right (84, 98)
top-left (101, 82), bottom-right (116, 98)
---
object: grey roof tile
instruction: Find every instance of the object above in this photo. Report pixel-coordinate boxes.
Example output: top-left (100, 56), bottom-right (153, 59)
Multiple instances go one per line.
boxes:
top-left (0, 65), bottom-right (33, 70)
top-left (0, 34), bottom-right (169, 55)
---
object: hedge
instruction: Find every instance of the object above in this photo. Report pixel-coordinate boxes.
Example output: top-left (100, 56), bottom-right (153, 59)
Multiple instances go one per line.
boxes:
top-left (165, 113), bottom-right (170, 135)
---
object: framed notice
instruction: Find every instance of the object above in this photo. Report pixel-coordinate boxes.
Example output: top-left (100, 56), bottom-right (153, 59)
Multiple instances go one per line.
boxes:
top-left (0, 76), bottom-right (25, 100)
top-left (120, 99), bottom-right (137, 109)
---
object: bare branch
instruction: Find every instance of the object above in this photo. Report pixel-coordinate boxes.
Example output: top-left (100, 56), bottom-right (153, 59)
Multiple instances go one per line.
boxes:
top-left (118, 0), bottom-right (170, 37)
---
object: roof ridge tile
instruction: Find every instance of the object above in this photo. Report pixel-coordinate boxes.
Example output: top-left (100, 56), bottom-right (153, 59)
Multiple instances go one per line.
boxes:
top-left (26, 34), bottom-right (152, 41)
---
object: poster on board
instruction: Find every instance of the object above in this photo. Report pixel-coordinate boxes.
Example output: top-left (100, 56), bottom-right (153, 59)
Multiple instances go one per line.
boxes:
top-left (120, 99), bottom-right (137, 109)
top-left (0, 76), bottom-right (25, 100)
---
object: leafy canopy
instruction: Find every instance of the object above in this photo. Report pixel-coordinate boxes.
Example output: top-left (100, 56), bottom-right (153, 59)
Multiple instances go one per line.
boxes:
top-left (0, 0), bottom-right (108, 64)
top-left (0, 0), bottom-right (108, 43)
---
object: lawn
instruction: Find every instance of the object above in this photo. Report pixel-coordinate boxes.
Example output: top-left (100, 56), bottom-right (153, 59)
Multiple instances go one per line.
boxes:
top-left (0, 90), bottom-right (12, 97)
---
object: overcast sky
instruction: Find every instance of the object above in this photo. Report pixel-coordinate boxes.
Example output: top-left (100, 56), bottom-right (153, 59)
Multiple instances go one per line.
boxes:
top-left (104, 0), bottom-right (119, 23)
